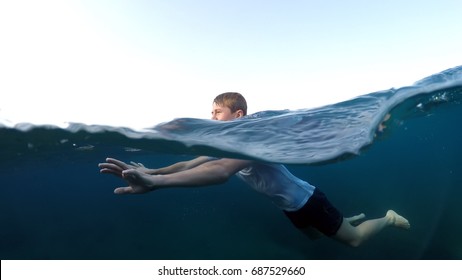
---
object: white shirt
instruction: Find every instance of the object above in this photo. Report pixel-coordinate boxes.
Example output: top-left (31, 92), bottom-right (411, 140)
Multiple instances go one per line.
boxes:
top-left (236, 162), bottom-right (315, 211)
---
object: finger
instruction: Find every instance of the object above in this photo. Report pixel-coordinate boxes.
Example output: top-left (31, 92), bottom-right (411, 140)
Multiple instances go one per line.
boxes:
top-left (99, 164), bottom-right (124, 177)
top-left (130, 161), bottom-right (146, 168)
top-left (122, 169), bottom-right (139, 179)
top-left (121, 169), bottom-right (146, 186)
top-left (100, 168), bottom-right (123, 178)
top-left (114, 186), bottom-right (133, 195)
top-left (106, 158), bottom-right (131, 169)
top-left (99, 163), bottom-right (124, 172)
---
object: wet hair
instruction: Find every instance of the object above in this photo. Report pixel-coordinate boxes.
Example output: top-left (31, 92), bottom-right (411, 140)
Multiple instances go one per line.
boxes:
top-left (213, 92), bottom-right (247, 116)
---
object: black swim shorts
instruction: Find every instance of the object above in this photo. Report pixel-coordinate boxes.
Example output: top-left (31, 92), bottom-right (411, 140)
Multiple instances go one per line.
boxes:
top-left (283, 188), bottom-right (343, 236)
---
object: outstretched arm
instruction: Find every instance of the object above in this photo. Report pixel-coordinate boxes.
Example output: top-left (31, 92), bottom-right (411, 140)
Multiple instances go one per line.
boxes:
top-left (113, 158), bottom-right (252, 195)
top-left (98, 156), bottom-right (215, 178)
top-left (147, 156), bottom-right (216, 174)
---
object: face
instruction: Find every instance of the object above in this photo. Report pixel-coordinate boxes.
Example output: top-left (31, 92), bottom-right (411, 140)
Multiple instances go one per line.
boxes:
top-left (211, 102), bottom-right (243, 121)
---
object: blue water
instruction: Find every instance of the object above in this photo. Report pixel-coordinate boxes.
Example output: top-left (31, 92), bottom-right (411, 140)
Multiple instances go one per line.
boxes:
top-left (1, 66), bottom-right (462, 259)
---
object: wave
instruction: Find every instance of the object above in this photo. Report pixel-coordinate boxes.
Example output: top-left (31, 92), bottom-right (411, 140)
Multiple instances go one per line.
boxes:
top-left (2, 65), bottom-right (462, 164)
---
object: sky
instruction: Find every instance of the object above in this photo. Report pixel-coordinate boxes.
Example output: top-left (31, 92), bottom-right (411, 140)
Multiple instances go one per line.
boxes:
top-left (1, 0), bottom-right (461, 129)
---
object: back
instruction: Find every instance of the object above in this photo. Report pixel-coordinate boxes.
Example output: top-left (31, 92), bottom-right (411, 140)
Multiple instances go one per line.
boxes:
top-left (236, 162), bottom-right (315, 211)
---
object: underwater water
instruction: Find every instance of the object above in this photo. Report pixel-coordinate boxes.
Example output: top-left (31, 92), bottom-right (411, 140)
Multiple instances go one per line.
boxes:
top-left (1, 66), bottom-right (462, 259)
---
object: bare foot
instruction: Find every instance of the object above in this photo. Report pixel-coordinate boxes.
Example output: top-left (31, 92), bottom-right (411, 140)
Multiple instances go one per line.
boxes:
top-left (379, 114), bottom-right (391, 131)
top-left (376, 113), bottom-right (392, 136)
top-left (386, 210), bottom-right (410, 229)
top-left (345, 213), bottom-right (366, 226)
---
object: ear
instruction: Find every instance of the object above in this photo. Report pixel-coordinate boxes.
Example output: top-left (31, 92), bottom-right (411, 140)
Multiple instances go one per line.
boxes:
top-left (235, 109), bottom-right (244, 118)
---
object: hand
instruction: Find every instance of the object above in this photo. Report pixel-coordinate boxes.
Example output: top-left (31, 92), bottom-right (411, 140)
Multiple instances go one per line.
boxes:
top-left (115, 169), bottom-right (157, 194)
top-left (128, 161), bottom-right (153, 174)
top-left (98, 158), bottom-right (150, 178)
top-left (98, 158), bottom-right (157, 194)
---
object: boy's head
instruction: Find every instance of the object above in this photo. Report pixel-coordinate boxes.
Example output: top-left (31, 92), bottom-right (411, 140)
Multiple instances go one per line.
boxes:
top-left (211, 92), bottom-right (247, 121)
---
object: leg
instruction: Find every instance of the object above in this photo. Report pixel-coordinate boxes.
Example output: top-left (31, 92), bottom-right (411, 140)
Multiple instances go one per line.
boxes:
top-left (332, 210), bottom-right (410, 247)
top-left (345, 213), bottom-right (366, 226)
top-left (301, 213), bottom-right (366, 240)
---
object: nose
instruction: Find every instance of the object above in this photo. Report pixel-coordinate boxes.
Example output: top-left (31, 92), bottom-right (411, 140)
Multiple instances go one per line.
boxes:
top-left (211, 113), bottom-right (217, 120)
